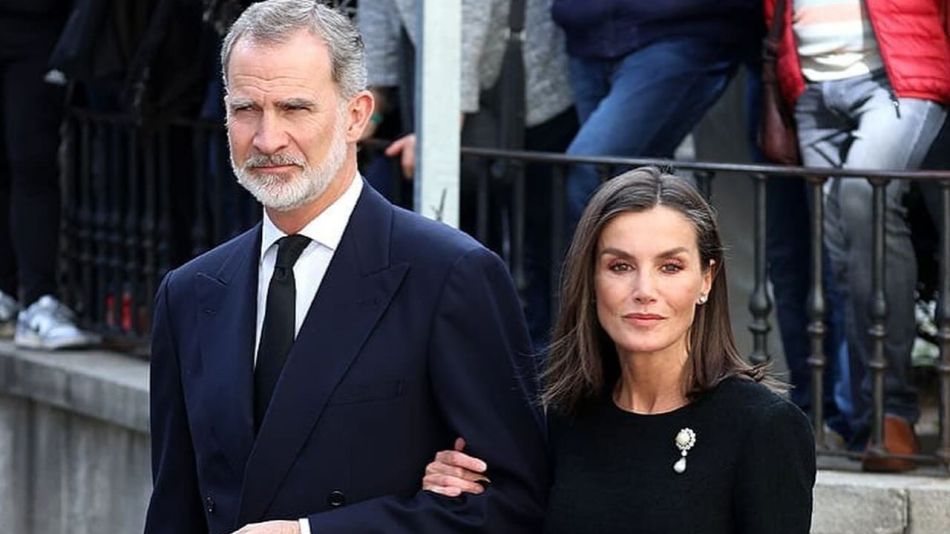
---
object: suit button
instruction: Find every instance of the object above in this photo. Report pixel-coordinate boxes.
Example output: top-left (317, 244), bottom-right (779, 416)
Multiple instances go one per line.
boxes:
top-left (205, 496), bottom-right (215, 514)
top-left (327, 490), bottom-right (345, 508)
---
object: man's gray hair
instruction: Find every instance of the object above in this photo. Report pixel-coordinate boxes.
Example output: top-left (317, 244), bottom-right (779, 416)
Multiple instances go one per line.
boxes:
top-left (221, 0), bottom-right (367, 99)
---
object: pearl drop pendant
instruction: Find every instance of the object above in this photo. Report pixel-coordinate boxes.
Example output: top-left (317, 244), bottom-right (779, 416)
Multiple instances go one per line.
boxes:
top-left (673, 428), bottom-right (696, 474)
top-left (673, 455), bottom-right (687, 473)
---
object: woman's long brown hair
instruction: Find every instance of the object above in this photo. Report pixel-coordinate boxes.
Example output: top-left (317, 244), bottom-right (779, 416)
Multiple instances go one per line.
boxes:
top-left (541, 167), bottom-right (774, 413)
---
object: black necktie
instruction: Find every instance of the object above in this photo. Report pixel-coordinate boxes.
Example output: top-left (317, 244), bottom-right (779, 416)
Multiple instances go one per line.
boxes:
top-left (254, 234), bottom-right (312, 430)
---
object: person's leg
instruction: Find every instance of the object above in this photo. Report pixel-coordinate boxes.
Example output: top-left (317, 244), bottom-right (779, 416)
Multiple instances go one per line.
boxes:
top-left (564, 37), bottom-right (741, 231)
top-left (523, 107), bottom-right (578, 350)
top-left (4, 52), bottom-right (63, 306)
top-left (567, 57), bottom-right (611, 125)
top-left (766, 176), bottom-right (813, 407)
top-left (0, 61), bottom-right (16, 298)
top-left (826, 71), bottom-right (947, 432)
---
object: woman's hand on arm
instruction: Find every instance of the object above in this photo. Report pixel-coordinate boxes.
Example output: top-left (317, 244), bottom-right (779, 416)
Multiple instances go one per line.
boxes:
top-left (422, 438), bottom-right (491, 497)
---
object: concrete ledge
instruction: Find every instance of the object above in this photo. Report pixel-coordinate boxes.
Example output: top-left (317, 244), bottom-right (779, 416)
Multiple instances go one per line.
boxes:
top-left (813, 470), bottom-right (950, 534)
top-left (0, 341), bottom-right (148, 433)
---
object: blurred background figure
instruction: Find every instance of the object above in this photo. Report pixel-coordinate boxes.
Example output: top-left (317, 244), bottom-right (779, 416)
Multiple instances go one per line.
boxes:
top-left (0, 0), bottom-right (99, 349)
top-left (359, 0), bottom-right (576, 348)
top-left (553, 0), bottom-right (761, 234)
top-left (765, 0), bottom-right (950, 471)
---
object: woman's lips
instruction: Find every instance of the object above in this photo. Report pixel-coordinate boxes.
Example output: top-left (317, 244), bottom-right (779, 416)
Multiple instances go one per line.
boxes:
top-left (624, 313), bottom-right (665, 325)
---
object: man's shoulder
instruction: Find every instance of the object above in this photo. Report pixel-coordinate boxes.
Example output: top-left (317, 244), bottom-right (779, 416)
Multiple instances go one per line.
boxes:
top-left (388, 204), bottom-right (490, 265)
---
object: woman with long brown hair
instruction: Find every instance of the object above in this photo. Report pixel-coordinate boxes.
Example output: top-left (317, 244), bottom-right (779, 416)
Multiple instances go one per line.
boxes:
top-left (422, 167), bottom-right (815, 533)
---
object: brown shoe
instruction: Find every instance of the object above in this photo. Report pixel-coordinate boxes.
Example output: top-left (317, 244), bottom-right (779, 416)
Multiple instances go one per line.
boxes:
top-left (861, 415), bottom-right (920, 473)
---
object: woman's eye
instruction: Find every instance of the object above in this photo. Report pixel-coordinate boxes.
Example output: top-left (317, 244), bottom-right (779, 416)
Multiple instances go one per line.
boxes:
top-left (609, 262), bottom-right (632, 272)
top-left (660, 263), bottom-right (683, 274)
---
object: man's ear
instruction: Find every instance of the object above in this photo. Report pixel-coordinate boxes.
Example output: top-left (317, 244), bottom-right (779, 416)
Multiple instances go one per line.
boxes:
top-left (345, 90), bottom-right (374, 143)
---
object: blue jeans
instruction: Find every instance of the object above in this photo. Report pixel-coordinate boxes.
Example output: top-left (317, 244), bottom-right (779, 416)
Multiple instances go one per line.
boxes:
top-left (766, 176), bottom-right (852, 435)
top-left (796, 70), bottom-right (947, 431)
top-left (564, 36), bottom-right (741, 231)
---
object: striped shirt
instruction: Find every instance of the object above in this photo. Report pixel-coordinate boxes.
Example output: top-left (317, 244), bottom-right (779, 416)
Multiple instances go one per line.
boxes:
top-left (793, 0), bottom-right (883, 81)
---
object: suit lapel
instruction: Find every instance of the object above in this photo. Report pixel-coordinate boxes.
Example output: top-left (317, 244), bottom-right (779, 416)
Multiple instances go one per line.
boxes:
top-left (237, 185), bottom-right (409, 525)
top-left (195, 224), bottom-right (261, 478)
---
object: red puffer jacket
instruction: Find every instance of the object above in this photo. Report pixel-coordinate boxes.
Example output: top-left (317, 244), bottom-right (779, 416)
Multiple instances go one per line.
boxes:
top-left (764, 0), bottom-right (950, 106)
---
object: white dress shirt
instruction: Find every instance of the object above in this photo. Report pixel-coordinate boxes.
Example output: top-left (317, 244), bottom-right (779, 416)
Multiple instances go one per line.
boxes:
top-left (254, 176), bottom-right (363, 365)
top-left (254, 176), bottom-right (362, 534)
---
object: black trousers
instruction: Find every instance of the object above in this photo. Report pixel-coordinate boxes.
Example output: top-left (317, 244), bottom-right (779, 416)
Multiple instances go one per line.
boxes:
top-left (0, 25), bottom-right (64, 305)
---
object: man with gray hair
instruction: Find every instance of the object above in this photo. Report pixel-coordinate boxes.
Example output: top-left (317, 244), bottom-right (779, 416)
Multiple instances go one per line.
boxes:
top-left (144, 2), bottom-right (547, 533)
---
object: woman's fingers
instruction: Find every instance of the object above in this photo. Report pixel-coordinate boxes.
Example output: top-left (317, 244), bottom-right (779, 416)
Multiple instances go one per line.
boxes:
top-left (434, 449), bottom-right (488, 474)
top-left (425, 460), bottom-right (488, 482)
top-left (423, 473), bottom-right (485, 495)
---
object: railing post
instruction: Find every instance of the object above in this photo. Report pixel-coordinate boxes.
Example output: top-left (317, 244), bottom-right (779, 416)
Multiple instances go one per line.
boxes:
top-left (806, 175), bottom-right (828, 445)
top-left (78, 118), bottom-right (94, 323)
top-left (60, 115), bottom-right (79, 312)
top-left (749, 172), bottom-right (772, 364)
top-left (108, 123), bottom-right (124, 333)
top-left (937, 178), bottom-right (950, 470)
top-left (125, 128), bottom-right (140, 335)
top-left (511, 160), bottom-right (527, 292)
top-left (191, 127), bottom-right (210, 257)
top-left (142, 128), bottom-right (158, 333)
top-left (866, 176), bottom-right (889, 458)
top-left (694, 170), bottom-right (713, 202)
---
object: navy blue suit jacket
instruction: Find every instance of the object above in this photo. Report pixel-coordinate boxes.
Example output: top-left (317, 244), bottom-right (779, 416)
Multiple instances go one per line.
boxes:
top-left (144, 184), bottom-right (548, 533)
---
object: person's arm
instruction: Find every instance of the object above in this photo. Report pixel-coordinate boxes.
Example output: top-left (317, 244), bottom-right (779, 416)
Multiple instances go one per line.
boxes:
top-left (306, 247), bottom-right (549, 533)
top-left (144, 270), bottom-right (207, 534)
top-left (358, 0), bottom-right (401, 90)
top-left (459, 0), bottom-right (495, 115)
top-left (733, 396), bottom-right (816, 533)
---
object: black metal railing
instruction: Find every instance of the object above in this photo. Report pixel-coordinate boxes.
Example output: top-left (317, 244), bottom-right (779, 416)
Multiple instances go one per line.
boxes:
top-left (60, 110), bottom-right (950, 471)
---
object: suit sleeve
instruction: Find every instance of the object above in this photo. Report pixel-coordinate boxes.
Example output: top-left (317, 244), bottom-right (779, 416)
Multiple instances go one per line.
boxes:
top-left (307, 247), bottom-right (549, 533)
top-left (143, 271), bottom-right (206, 534)
top-left (733, 398), bottom-right (816, 534)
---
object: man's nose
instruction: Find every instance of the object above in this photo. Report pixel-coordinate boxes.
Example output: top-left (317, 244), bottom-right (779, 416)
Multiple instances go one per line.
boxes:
top-left (252, 113), bottom-right (289, 154)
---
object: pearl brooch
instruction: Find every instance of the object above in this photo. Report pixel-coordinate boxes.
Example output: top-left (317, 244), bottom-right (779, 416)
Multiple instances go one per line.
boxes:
top-left (673, 427), bottom-right (696, 474)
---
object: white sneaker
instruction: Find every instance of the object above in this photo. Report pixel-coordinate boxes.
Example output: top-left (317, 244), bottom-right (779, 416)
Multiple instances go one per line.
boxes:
top-left (0, 291), bottom-right (19, 339)
top-left (14, 295), bottom-right (101, 350)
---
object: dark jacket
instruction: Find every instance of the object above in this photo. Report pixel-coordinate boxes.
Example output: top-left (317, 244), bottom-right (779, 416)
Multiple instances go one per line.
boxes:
top-left (551, 0), bottom-right (760, 59)
top-left (145, 183), bottom-right (549, 534)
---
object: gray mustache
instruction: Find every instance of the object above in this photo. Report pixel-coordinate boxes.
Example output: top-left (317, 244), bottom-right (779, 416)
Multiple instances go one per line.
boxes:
top-left (244, 154), bottom-right (306, 169)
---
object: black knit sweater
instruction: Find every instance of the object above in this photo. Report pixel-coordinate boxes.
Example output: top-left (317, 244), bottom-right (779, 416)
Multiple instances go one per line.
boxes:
top-left (544, 377), bottom-right (816, 534)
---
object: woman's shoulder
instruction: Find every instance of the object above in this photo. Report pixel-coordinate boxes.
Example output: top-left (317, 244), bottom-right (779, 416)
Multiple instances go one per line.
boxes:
top-left (709, 376), bottom-right (805, 426)
top-left (709, 376), bottom-right (813, 442)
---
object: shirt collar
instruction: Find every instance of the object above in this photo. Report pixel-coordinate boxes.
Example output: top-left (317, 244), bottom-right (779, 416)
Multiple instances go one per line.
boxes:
top-left (260, 175), bottom-right (363, 263)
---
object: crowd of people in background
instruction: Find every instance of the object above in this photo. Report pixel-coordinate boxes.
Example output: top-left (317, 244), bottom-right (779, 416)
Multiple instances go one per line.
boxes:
top-left (1, 0), bottom-right (948, 473)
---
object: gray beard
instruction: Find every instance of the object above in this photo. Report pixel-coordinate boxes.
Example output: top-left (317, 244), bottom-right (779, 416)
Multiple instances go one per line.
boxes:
top-left (231, 122), bottom-right (348, 212)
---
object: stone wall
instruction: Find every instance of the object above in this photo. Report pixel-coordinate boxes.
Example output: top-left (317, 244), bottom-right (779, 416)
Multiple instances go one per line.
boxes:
top-left (0, 342), bottom-right (150, 534)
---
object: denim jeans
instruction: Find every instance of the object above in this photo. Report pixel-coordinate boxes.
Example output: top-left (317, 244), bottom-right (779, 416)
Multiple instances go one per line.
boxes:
top-left (796, 70), bottom-right (947, 431)
top-left (564, 36), bottom-right (742, 232)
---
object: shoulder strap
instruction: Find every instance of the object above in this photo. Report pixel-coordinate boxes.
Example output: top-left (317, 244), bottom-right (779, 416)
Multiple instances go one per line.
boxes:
top-left (764, 0), bottom-right (787, 61)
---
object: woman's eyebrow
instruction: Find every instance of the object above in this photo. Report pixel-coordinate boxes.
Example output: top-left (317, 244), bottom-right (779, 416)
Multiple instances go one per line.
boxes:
top-left (598, 246), bottom-right (690, 259)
